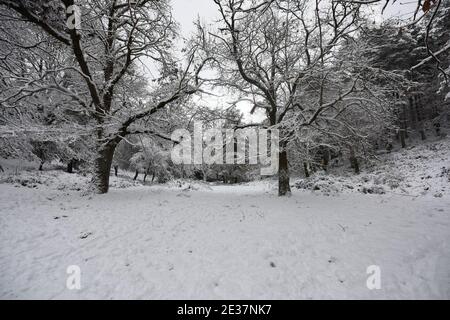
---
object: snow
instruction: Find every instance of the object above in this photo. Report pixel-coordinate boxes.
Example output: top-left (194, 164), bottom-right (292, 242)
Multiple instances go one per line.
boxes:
top-left (294, 139), bottom-right (450, 198)
top-left (0, 139), bottom-right (450, 299)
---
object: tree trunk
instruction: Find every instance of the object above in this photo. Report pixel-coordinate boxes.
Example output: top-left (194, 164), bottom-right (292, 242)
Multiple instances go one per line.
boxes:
top-left (322, 148), bottom-right (330, 171)
top-left (303, 162), bottom-right (310, 178)
top-left (133, 170), bottom-right (139, 181)
top-left (278, 147), bottom-right (291, 196)
top-left (399, 129), bottom-right (406, 148)
top-left (143, 171), bottom-right (148, 183)
top-left (417, 96), bottom-right (426, 140)
top-left (39, 161), bottom-right (44, 171)
top-left (419, 123), bottom-right (426, 140)
top-left (400, 105), bottom-right (407, 147)
top-left (91, 143), bottom-right (116, 194)
top-left (434, 122), bottom-right (441, 137)
top-left (409, 95), bottom-right (418, 130)
top-left (114, 165), bottom-right (118, 177)
top-left (67, 160), bottom-right (74, 174)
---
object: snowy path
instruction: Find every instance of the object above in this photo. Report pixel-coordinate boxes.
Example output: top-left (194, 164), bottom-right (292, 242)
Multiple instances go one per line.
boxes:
top-left (0, 183), bottom-right (449, 299)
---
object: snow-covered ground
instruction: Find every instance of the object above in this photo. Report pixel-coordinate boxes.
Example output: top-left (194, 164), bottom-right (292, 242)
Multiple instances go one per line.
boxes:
top-left (0, 139), bottom-right (449, 299)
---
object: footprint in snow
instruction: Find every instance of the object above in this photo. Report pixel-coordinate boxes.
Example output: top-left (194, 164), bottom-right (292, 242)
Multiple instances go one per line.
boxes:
top-left (54, 215), bottom-right (69, 220)
top-left (177, 193), bottom-right (191, 198)
top-left (80, 232), bottom-right (93, 239)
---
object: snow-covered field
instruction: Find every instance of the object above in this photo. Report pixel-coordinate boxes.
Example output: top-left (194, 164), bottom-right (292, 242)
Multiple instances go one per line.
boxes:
top-left (0, 139), bottom-right (449, 299)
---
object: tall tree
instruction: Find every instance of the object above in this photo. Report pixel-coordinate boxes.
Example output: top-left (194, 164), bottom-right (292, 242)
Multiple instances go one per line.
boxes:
top-left (205, 0), bottom-right (364, 195)
top-left (0, 0), bottom-right (211, 193)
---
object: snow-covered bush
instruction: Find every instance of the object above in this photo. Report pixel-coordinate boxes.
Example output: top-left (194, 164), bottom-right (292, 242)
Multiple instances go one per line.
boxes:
top-left (129, 139), bottom-right (173, 183)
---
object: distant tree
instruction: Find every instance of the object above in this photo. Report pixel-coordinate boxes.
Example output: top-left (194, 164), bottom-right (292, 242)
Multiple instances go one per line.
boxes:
top-left (129, 138), bottom-right (173, 183)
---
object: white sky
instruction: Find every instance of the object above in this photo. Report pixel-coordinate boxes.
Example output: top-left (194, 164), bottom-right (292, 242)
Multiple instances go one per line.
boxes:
top-left (168, 0), bottom-right (419, 123)
top-left (171, 0), bottom-right (219, 36)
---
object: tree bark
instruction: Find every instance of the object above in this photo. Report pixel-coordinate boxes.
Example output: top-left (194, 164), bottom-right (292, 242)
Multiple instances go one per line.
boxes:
top-left (67, 160), bottom-right (74, 174)
top-left (278, 145), bottom-right (291, 196)
top-left (349, 147), bottom-right (360, 175)
top-left (91, 143), bottom-right (116, 194)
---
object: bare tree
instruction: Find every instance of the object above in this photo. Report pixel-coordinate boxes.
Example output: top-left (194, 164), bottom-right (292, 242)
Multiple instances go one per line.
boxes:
top-left (204, 0), bottom-right (366, 195)
top-left (0, 0), bottom-right (211, 193)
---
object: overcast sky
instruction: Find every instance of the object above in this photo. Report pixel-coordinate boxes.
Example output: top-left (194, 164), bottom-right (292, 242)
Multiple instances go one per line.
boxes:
top-left (171, 0), bottom-right (219, 36)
